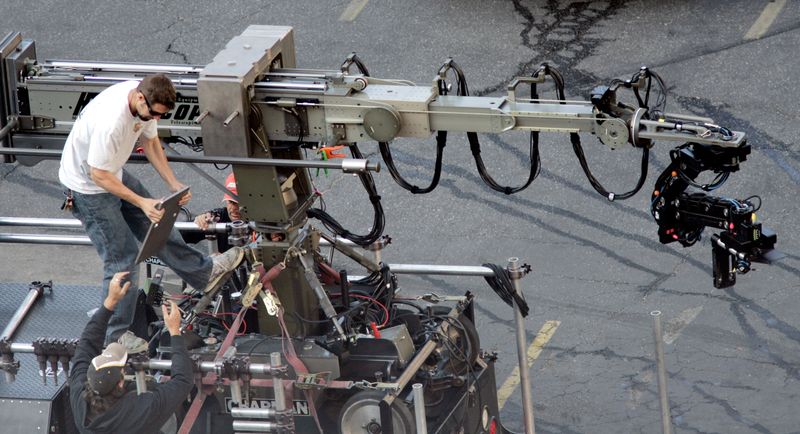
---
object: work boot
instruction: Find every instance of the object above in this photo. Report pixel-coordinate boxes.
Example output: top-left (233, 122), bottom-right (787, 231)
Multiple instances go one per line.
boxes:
top-left (204, 247), bottom-right (245, 293)
top-left (117, 330), bottom-right (148, 355)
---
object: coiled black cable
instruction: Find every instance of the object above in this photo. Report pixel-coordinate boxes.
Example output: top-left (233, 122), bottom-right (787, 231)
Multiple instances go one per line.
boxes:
top-left (379, 131), bottom-right (446, 194)
top-left (571, 66), bottom-right (662, 201)
top-left (482, 263), bottom-right (529, 317)
top-left (306, 143), bottom-right (385, 246)
top-left (376, 59), bottom-right (465, 194)
top-left (572, 133), bottom-right (650, 201)
top-left (463, 61), bottom-right (540, 195)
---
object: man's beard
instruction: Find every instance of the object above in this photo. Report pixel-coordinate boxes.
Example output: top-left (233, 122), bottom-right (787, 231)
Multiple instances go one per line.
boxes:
top-left (137, 113), bottom-right (153, 121)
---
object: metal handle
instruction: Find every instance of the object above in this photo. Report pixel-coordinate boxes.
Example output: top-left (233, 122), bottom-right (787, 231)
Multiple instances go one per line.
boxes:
top-left (507, 76), bottom-right (546, 102)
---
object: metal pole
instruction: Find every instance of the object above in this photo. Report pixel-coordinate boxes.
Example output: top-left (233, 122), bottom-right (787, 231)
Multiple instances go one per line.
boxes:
top-left (0, 147), bottom-right (380, 172)
top-left (134, 370), bottom-right (148, 395)
top-left (231, 408), bottom-right (276, 419)
top-left (387, 264), bottom-right (496, 276)
top-left (509, 257), bottom-right (535, 434)
top-left (0, 233), bottom-right (94, 245)
top-left (0, 216), bottom-right (227, 233)
top-left (412, 383), bottom-right (428, 434)
top-left (0, 116), bottom-right (18, 141)
top-left (651, 310), bottom-right (673, 434)
top-left (319, 231), bottom-right (380, 272)
top-left (231, 420), bottom-right (277, 432)
top-left (270, 352), bottom-right (286, 412)
top-left (1, 283), bottom-right (45, 340)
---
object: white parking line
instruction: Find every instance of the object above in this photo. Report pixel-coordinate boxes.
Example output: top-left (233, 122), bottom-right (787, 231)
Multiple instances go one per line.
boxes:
top-left (744, 0), bottom-right (786, 40)
top-left (339, 0), bottom-right (370, 22)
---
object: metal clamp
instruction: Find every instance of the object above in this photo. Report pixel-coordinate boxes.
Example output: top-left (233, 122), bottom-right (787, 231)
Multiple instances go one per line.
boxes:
top-left (507, 262), bottom-right (532, 280)
top-left (259, 291), bottom-right (281, 317)
top-left (0, 338), bottom-right (20, 380)
top-left (241, 268), bottom-right (264, 308)
top-left (294, 372), bottom-right (332, 390)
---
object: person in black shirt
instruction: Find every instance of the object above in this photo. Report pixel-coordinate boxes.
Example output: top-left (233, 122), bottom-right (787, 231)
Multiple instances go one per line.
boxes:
top-left (69, 271), bottom-right (193, 434)
top-left (191, 172), bottom-right (241, 252)
top-left (191, 173), bottom-right (284, 251)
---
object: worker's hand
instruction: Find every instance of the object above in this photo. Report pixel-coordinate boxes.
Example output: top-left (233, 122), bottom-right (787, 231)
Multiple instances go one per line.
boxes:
top-left (194, 212), bottom-right (214, 230)
top-left (161, 301), bottom-right (183, 336)
top-left (104, 272), bottom-right (131, 311)
top-left (171, 182), bottom-right (192, 206)
top-left (139, 198), bottom-right (165, 223)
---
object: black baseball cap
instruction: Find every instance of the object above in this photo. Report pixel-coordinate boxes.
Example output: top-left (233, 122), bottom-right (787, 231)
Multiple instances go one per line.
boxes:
top-left (87, 343), bottom-right (127, 395)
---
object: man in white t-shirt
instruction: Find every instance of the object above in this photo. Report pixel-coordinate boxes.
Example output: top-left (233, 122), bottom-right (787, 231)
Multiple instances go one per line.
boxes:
top-left (59, 74), bottom-right (243, 343)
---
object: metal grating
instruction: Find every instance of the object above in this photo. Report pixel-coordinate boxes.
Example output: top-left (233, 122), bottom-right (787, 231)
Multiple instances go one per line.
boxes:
top-left (0, 282), bottom-right (100, 400)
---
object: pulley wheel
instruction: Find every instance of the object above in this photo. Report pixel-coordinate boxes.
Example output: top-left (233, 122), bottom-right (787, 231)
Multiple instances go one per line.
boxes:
top-left (339, 390), bottom-right (416, 434)
top-left (363, 107), bottom-right (401, 142)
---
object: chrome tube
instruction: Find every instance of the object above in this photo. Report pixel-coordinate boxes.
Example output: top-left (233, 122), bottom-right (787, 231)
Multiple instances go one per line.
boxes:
top-left (0, 116), bottom-right (18, 141)
top-left (231, 420), bottom-right (276, 432)
top-left (412, 383), bottom-right (428, 434)
top-left (318, 232), bottom-right (380, 272)
top-left (134, 370), bottom-right (148, 395)
top-left (1, 285), bottom-right (44, 340)
top-left (255, 81), bottom-right (326, 91)
top-left (231, 408), bottom-right (276, 419)
top-left (509, 258), bottom-right (536, 434)
top-left (45, 61), bottom-right (202, 75)
top-left (0, 217), bottom-right (227, 234)
top-left (0, 148), bottom-right (379, 172)
top-left (53, 120), bottom-right (201, 133)
top-left (0, 217), bottom-right (83, 228)
top-left (387, 264), bottom-right (496, 277)
top-left (229, 379), bottom-right (243, 405)
top-left (652, 311), bottom-right (673, 434)
top-left (270, 352), bottom-right (286, 412)
top-left (0, 233), bottom-right (93, 245)
top-left (10, 343), bottom-right (34, 353)
top-left (146, 359), bottom-right (274, 375)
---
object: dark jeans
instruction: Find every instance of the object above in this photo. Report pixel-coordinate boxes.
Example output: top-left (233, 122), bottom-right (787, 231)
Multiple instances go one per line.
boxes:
top-left (71, 170), bottom-right (212, 343)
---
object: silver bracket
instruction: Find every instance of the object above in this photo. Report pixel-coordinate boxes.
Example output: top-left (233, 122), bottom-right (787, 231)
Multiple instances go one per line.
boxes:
top-left (17, 115), bottom-right (55, 130)
top-left (331, 123), bottom-right (346, 142)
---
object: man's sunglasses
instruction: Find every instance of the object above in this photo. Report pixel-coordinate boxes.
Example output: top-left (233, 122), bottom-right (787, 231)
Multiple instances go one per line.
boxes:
top-left (141, 92), bottom-right (168, 117)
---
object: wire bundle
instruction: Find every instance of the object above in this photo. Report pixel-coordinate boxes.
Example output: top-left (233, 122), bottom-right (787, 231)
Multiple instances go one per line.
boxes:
top-left (482, 263), bottom-right (529, 317)
top-left (307, 143), bottom-right (385, 246)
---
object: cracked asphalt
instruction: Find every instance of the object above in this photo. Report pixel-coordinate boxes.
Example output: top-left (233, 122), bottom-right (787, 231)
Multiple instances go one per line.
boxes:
top-left (1, 1), bottom-right (799, 433)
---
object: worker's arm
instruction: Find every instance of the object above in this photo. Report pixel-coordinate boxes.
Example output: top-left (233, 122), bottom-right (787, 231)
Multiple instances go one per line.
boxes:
top-left (144, 301), bottom-right (194, 420)
top-left (142, 135), bottom-right (192, 205)
top-left (69, 273), bottom-right (132, 406)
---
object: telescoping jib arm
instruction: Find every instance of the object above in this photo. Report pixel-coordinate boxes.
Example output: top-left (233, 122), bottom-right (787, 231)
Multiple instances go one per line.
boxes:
top-left (0, 30), bottom-right (741, 157)
top-left (0, 26), bottom-right (773, 288)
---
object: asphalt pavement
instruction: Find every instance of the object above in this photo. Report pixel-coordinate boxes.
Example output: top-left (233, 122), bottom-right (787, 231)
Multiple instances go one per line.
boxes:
top-left (1, 1), bottom-right (799, 433)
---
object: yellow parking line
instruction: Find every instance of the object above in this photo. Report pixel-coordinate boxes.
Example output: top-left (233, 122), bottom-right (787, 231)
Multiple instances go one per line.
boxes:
top-left (497, 320), bottom-right (560, 409)
top-left (744, 0), bottom-right (786, 40)
top-left (339, 0), bottom-right (370, 22)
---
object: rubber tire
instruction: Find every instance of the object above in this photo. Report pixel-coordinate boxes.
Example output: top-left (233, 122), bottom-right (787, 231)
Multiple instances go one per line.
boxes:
top-left (338, 390), bottom-right (416, 434)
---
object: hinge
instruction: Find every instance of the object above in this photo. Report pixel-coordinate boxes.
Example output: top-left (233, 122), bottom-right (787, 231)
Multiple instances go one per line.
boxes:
top-left (17, 115), bottom-right (55, 130)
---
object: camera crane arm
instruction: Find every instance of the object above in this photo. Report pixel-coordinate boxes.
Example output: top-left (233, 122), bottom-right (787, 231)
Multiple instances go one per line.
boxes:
top-left (0, 26), bottom-right (774, 290)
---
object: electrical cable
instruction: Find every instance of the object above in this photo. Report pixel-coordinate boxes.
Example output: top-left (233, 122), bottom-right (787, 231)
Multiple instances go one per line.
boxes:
top-left (379, 132), bottom-right (446, 194)
top-left (744, 195), bottom-right (762, 212)
top-left (456, 60), bottom-right (539, 195)
top-left (482, 263), bottom-right (528, 317)
top-left (571, 66), bottom-right (665, 201)
top-left (376, 60), bottom-right (453, 194)
top-left (307, 143), bottom-right (385, 246)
